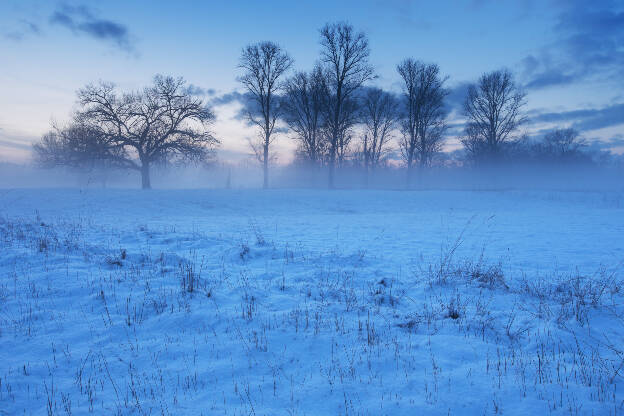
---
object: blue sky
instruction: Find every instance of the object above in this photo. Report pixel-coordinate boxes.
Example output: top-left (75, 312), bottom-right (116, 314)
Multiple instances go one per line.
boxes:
top-left (1, 0), bottom-right (623, 162)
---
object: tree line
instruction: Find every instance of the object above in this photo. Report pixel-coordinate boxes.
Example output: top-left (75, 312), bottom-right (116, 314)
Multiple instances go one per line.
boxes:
top-left (34, 22), bottom-right (595, 189)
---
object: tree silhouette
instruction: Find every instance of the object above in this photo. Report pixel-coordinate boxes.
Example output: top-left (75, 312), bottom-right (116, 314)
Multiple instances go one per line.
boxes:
top-left (239, 41), bottom-right (293, 189)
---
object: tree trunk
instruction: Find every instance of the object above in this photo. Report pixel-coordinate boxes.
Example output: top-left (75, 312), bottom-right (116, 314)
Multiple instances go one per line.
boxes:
top-left (328, 146), bottom-right (335, 189)
top-left (141, 163), bottom-right (151, 190)
top-left (363, 138), bottom-right (369, 189)
top-left (263, 142), bottom-right (269, 189)
top-left (417, 160), bottom-right (425, 190)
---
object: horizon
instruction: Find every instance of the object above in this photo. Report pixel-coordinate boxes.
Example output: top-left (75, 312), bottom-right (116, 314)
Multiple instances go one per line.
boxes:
top-left (1, 0), bottom-right (623, 165)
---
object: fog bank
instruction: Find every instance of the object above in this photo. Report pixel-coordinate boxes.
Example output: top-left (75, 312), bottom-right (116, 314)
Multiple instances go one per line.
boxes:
top-left (1, 161), bottom-right (622, 192)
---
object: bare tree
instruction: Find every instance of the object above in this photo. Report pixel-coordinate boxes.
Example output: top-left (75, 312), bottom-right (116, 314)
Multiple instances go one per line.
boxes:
top-left (397, 59), bottom-right (448, 185)
top-left (238, 41), bottom-right (293, 188)
top-left (334, 96), bottom-right (360, 167)
top-left (543, 128), bottom-right (585, 156)
top-left (319, 22), bottom-right (375, 188)
top-left (462, 69), bottom-right (526, 163)
top-left (460, 123), bottom-right (487, 163)
top-left (283, 65), bottom-right (327, 166)
top-left (33, 123), bottom-right (128, 186)
top-left (34, 124), bottom-right (104, 168)
top-left (524, 128), bottom-right (589, 164)
top-left (360, 87), bottom-right (397, 185)
top-left (73, 75), bottom-right (218, 189)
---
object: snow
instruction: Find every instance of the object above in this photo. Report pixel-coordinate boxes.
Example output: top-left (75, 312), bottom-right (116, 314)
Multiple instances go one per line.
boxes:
top-left (0, 188), bottom-right (623, 415)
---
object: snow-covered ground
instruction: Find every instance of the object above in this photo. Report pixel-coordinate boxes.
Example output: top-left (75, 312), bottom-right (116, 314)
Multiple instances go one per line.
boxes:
top-left (1, 189), bottom-right (623, 415)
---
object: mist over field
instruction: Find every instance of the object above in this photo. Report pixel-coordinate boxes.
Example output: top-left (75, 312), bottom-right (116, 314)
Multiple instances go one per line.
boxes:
top-left (1, 1), bottom-right (624, 415)
top-left (1, 161), bottom-right (623, 193)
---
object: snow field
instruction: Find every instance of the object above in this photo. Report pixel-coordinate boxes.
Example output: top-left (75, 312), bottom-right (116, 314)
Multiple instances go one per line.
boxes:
top-left (0, 189), bottom-right (623, 415)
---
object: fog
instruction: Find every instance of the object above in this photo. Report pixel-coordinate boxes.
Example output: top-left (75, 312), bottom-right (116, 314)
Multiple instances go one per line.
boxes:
top-left (1, 160), bottom-right (622, 192)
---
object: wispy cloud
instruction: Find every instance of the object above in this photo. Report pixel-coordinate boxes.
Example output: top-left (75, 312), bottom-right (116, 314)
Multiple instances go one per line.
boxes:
top-left (530, 103), bottom-right (624, 132)
top-left (0, 138), bottom-right (32, 151)
top-left (49, 4), bottom-right (136, 54)
top-left (0, 126), bottom-right (37, 151)
top-left (209, 91), bottom-right (247, 106)
top-left (3, 19), bottom-right (41, 41)
top-left (521, 1), bottom-right (624, 89)
top-left (184, 84), bottom-right (216, 97)
top-left (379, 0), bottom-right (432, 30)
top-left (445, 81), bottom-right (472, 113)
top-left (584, 134), bottom-right (624, 152)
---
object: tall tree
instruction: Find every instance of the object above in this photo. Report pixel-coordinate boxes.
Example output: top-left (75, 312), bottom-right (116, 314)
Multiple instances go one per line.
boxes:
top-left (319, 22), bottom-right (375, 188)
top-left (72, 75), bottom-right (218, 189)
top-left (238, 41), bottom-right (293, 189)
top-left (397, 59), bottom-right (448, 185)
top-left (461, 69), bottom-right (526, 163)
top-left (360, 87), bottom-right (397, 185)
top-left (283, 66), bottom-right (327, 166)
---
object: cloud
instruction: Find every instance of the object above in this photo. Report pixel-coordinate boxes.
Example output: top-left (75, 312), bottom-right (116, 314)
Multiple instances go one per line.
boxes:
top-left (0, 126), bottom-right (37, 151)
top-left (529, 103), bottom-right (624, 132)
top-left (49, 5), bottom-right (136, 53)
top-left (210, 91), bottom-right (264, 122)
top-left (523, 67), bottom-right (577, 90)
top-left (583, 135), bottom-right (624, 152)
top-left (521, 2), bottom-right (624, 89)
top-left (209, 91), bottom-right (247, 106)
top-left (0, 139), bottom-right (32, 151)
top-left (449, 99), bottom-right (624, 147)
top-left (445, 81), bottom-right (471, 113)
top-left (380, 0), bottom-right (432, 30)
top-left (207, 90), bottom-right (258, 123)
top-left (184, 84), bottom-right (216, 97)
top-left (3, 19), bottom-right (41, 41)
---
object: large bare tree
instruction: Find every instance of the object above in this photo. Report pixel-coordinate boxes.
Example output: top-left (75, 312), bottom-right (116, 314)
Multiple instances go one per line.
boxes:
top-left (397, 59), bottom-right (448, 185)
top-left (283, 65), bottom-right (327, 166)
top-left (319, 22), bottom-right (375, 188)
top-left (238, 41), bottom-right (293, 188)
top-left (360, 87), bottom-right (397, 185)
top-left (72, 75), bottom-right (218, 189)
top-left (461, 69), bottom-right (526, 162)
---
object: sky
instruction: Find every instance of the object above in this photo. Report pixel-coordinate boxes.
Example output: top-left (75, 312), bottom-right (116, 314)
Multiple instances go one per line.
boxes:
top-left (1, 0), bottom-right (623, 164)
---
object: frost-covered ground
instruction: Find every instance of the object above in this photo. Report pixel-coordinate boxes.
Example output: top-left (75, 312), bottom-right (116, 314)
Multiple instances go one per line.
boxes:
top-left (1, 189), bottom-right (623, 415)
